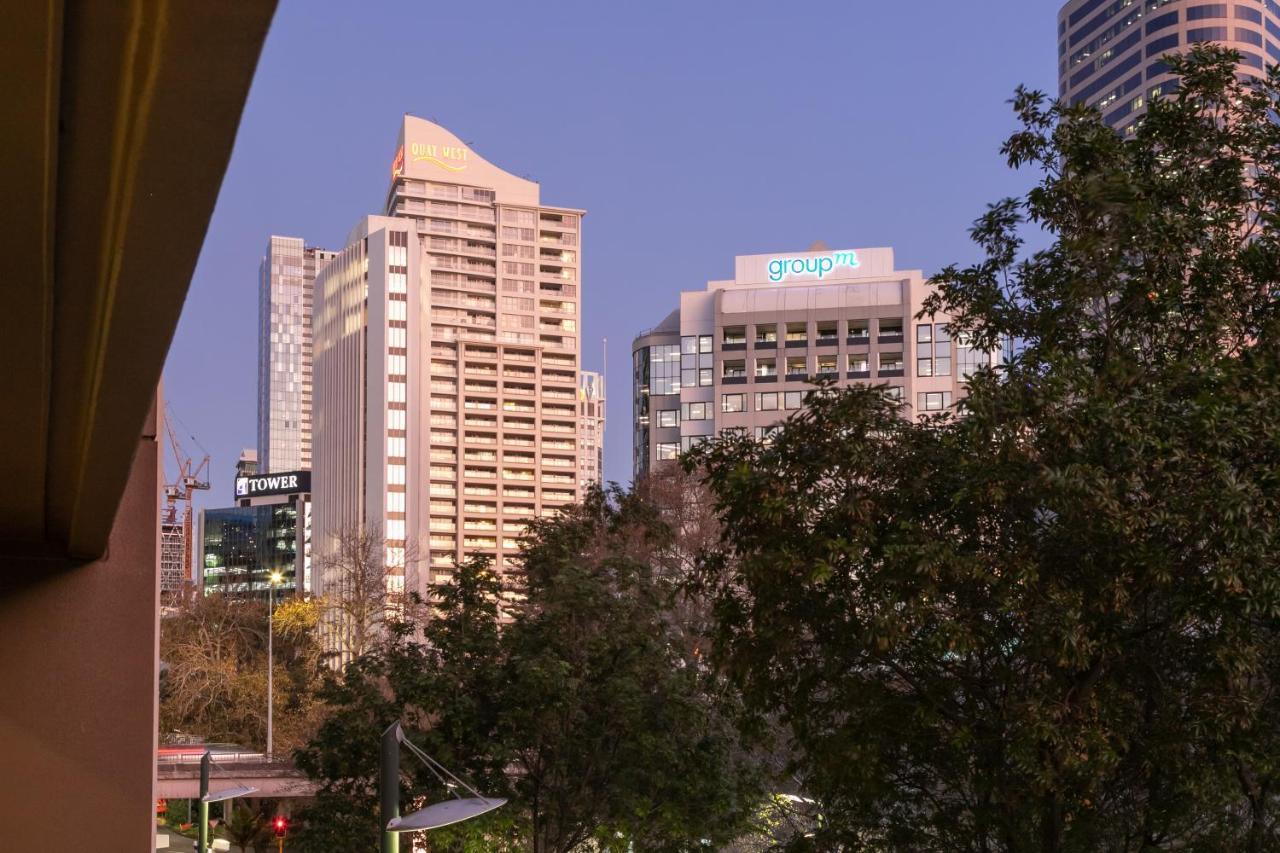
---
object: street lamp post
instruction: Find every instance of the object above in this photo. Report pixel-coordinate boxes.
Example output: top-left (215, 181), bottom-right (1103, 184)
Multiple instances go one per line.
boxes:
top-left (267, 570), bottom-right (283, 757)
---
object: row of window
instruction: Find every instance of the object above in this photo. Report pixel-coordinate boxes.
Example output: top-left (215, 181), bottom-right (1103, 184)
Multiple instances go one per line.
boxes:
top-left (721, 318), bottom-right (904, 344)
top-left (721, 352), bottom-right (906, 378)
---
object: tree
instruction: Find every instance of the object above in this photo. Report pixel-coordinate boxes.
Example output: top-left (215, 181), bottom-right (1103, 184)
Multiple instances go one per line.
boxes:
top-left (314, 523), bottom-right (417, 664)
top-left (687, 47), bottom-right (1280, 852)
top-left (223, 804), bottom-right (270, 853)
top-left (160, 593), bottom-right (326, 753)
top-left (294, 489), bottom-right (762, 852)
top-left (502, 486), bottom-right (760, 852)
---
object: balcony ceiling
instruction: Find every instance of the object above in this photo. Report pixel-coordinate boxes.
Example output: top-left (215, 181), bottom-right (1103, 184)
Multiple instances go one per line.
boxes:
top-left (0, 0), bottom-right (276, 567)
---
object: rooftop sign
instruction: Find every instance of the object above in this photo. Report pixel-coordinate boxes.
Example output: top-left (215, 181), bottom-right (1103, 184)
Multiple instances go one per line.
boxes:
top-left (767, 250), bottom-right (861, 283)
top-left (235, 471), bottom-right (310, 499)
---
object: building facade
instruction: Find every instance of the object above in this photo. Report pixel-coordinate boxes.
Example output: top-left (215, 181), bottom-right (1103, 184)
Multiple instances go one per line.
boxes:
top-left (258, 235), bottom-right (336, 474)
top-left (632, 246), bottom-right (986, 478)
top-left (313, 117), bottom-right (584, 600)
top-left (1058, 0), bottom-right (1280, 134)
top-left (578, 371), bottom-right (605, 489)
top-left (197, 470), bottom-right (311, 600)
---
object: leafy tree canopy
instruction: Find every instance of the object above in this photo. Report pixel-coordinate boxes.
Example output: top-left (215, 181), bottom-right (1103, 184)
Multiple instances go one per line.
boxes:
top-left (687, 47), bottom-right (1280, 853)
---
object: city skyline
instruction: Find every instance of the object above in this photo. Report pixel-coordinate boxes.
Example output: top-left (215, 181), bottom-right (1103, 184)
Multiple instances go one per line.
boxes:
top-left (163, 0), bottom-right (1056, 507)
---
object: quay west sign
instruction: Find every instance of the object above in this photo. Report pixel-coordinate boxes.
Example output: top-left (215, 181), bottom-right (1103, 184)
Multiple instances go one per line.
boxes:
top-left (235, 471), bottom-right (311, 499)
top-left (767, 250), bottom-right (861, 282)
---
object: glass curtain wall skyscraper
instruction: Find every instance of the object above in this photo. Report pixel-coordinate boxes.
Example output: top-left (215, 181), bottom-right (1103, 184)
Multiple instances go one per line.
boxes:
top-left (313, 117), bottom-right (585, 602)
top-left (1058, 0), bottom-right (1280, 134)
top-left (258, 236), bottom-right (336, 473)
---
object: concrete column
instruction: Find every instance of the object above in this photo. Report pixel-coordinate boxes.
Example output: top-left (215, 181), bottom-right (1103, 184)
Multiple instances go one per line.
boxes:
top-left (0, 414), bottom-right (161, 850)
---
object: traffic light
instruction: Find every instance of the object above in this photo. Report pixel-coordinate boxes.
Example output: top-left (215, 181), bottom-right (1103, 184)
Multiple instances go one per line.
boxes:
top-left (273, 815), bottom-right (288, 838)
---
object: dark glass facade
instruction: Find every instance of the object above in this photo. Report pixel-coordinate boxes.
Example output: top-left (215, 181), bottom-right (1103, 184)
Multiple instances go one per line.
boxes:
top-left (201, 502), bottom-right (300, 599)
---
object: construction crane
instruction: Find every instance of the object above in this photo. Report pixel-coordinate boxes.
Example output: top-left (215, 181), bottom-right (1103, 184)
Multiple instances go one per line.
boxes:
top-left (161, 405), bottom-right (211, 600)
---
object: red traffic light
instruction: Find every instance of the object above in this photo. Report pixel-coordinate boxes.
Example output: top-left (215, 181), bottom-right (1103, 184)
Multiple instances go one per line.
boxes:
top-left (273, 815), bottom-right (288, 837)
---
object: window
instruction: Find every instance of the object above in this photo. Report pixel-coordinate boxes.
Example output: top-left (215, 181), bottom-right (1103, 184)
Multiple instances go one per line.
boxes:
top-left (722, 359), bottom-right (746, 378)
top-left (722, 393), bottom-right (746, 413)
top-left (681, 336), bottom-right (713, 388)
top-left (816, 322), bottom-right (838, 343)
top-left (784, 391), bottom-right (804, 410)
top-left (956, 333), bottom-right (990, 379)
top-left (657, 409), bottom-right (679, 428)
top-left (755, 323), bottom-right (777, 343)
top-left (883, 386), bottom-right (904, 402)
top-left (755, 357), bottom-right (777, 377)
top-left (681, 401), bottom-right (710, 421)
top-left (786, 322), bottom-right (808, 342)
top-left (649, 344), bottom-right (681, 395)
top-left (723, 326), bottom-right (746, 345)
top-left (880, 352), bottom-right (903, 372)
top-left (817, 355), bottom-right (837, 374)
top-left (755, 424), bottom-right (784, 443)
top-left (1187, 26), bottom-right (1229, 42)
top-left (786, 356), bottom-right (807, 376)
top-left (756, 392), bottom-right (779, 411)
top-left (848, 320), bottom-right (869, 338)
top-left (915, 323), bottom-right (951, 377)
top-left (387, 437), bottom-right (406, 458)
top-left (681, 435), bottom-right (708, 453)
top-left (848, 354), bottom-right (869, 373)
top-left (656, 443), bottom-right (679, 461)
top-left (917, 391), bottom-right (953, 412)
top-left (1186, 4), bottom-right (1228, 20)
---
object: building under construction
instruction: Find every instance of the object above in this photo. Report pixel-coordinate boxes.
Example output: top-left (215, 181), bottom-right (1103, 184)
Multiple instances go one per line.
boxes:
top-left (160, 407), bottom-right (209, 603)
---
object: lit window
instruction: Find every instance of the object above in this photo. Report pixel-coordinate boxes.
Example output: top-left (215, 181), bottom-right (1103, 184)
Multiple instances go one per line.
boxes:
top-left (657, 409), bottom-right (679, 428)
top-left (656, 443), bottom-right (679, 460)
top-left (756, 392), bottom-right (779, 411)
top-left (722, 393), bottom-right (746, 413)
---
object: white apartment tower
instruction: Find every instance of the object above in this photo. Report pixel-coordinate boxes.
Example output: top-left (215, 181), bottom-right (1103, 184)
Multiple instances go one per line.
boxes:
top-left (258, 236), bottom-right (336, 473)
top-left (313, 117), bottom-right (584, 598)
top-left (578, 371), bottom-right (605, 490)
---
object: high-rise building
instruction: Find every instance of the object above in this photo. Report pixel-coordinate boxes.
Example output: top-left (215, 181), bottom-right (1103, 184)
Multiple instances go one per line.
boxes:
top-left (632, 246), bottom-right (987, 479)
top-left (1058, 0), bottom-right (1279, 134)
top-left (258, 236), bottom-right (336, 474)
top-left (578, 371), bottom-right (605, 489)
top-left (197, 469), bottom-right (311, 600)
top-left (313, 117), bottom-right (585, 600)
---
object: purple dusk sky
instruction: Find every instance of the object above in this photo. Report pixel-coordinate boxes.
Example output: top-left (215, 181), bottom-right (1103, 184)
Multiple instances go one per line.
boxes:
top-left (164, 0), bottom-right (1059, 507)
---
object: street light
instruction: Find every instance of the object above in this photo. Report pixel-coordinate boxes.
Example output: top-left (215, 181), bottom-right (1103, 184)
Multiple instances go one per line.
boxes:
top-left (198, 751), bottom-right (258, 853)
top-left (380, 722), bottom-right (507, 853)
top-left (267, 569), bottom-right (284, 757)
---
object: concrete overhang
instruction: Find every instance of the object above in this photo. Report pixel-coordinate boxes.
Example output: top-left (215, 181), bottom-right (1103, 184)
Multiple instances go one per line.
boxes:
top-left (0, 1), bottom-right (277, 567)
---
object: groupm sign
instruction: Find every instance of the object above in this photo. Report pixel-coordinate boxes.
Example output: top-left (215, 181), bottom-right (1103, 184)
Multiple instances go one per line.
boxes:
top-left (235, 471), bottom-right (311, 499)
top-left (767, 250), bottom-right (861, 282)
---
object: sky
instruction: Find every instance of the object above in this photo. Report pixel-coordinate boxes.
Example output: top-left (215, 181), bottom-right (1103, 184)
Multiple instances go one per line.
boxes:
top-left (164, 0), bottom-right (1061, 509)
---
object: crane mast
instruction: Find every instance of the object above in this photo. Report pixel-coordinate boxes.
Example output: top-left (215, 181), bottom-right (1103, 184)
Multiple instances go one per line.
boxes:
top-left (161, 407), bottom-right (210, 602)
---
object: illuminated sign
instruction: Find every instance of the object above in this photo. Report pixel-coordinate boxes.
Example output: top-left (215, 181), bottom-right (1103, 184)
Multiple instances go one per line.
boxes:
top-left (391, 146), bottom-right (404, 178)
top-left (767, 250), bottom-right (861, 282)
top-left (409, 141), bottom-right (469, 172)
top-left (236, 471), bottom-right (310, 499)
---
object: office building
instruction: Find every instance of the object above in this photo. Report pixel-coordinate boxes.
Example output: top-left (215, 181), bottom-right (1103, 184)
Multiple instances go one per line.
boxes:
top-left (258, 236), bottom-right (336, 474)
top-left (313, 117), bottom-right (584, 601)
top-left (198, 469), bottom-right (311, 599)
top-left (1058, 0), bottom-right (1280, 134)
top-left (578, 371), bottom-right (605, 489)
top-left (632, 246), bottom-right (986, 478)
